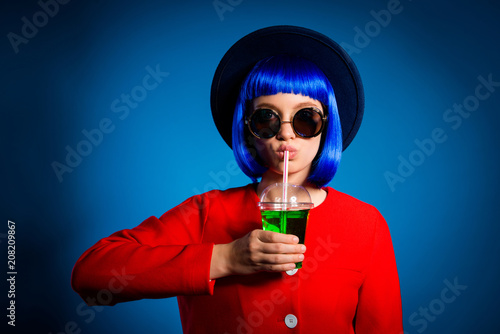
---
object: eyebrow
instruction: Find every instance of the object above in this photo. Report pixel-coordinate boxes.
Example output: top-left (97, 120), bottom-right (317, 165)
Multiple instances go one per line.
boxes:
top-left (254, 102), bottom-right (323, 111)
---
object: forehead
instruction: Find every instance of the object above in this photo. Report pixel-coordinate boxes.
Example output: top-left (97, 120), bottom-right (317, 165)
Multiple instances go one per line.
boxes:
top-left (252, 93), bottom-right (323, 111)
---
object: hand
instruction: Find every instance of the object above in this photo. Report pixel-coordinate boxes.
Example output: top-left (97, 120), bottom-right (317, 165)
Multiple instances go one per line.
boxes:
top-left (210, 229), bottom-right (306, 279)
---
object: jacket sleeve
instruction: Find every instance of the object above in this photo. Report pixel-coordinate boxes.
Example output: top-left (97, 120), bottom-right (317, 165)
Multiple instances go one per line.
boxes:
top-left (354, 212), bottom-right (403, 333)
top-left (71, 193), bottom-right (216, 306)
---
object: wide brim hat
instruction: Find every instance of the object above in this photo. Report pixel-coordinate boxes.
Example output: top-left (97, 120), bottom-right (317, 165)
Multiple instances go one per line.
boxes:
top-left (210, 25), bottom-right (364, 151)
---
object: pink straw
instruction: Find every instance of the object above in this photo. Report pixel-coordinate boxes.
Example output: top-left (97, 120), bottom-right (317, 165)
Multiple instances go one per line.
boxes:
top-left (282, 150), bottom-right (289, 204)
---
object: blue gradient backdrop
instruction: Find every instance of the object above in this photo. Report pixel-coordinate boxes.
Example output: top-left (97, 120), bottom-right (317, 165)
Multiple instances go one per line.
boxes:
top-left (1, 0), bottom-right (499, 333)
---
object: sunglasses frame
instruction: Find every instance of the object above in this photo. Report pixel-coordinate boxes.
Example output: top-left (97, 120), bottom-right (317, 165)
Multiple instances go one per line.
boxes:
top-left (245, 107), bottom-right (328, 139)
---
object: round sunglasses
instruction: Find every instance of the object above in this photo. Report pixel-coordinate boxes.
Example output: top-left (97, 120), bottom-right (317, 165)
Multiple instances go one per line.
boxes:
top-left (245, 107), bottom-right (327, 139)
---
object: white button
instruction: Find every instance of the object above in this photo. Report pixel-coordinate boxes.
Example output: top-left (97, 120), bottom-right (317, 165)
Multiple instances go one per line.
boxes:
top-left (286, 268), bottom-right (298, 276)
top-left (284, 314), bottom-right (297, 328)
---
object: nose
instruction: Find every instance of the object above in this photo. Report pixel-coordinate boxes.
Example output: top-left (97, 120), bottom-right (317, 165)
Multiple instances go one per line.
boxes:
top-left (276, 120), bottom-right (295, 140)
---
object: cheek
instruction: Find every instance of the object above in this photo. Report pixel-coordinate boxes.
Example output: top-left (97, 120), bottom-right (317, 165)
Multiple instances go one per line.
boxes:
top-left (313, 138), bottom-right (322, 155)
top-left (302, 138), bottom-right (322, 163)
top-left (254, 140), bottom-right (274, 165)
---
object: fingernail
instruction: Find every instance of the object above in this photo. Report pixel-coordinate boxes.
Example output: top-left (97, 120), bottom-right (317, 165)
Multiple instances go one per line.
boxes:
top-left (301, 245), bottom-right (306, 252)
top-left (293, 236), bottom-right (299, 243)
top-left (299, 254), bottom-right (304, 261)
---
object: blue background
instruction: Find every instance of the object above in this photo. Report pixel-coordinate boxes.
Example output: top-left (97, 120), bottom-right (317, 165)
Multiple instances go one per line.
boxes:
top-left (1, 0), bottom-right (499, 333)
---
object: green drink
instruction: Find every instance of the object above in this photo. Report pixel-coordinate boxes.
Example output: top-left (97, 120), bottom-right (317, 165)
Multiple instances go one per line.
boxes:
top-left (261, 209), bottom-right (310, 268)
top-left (258, 183), bottom-right (314, 269)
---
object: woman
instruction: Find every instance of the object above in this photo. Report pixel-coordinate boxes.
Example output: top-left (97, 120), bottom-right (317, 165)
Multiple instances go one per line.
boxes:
top-left (72, 26), bottom-right (403, 333)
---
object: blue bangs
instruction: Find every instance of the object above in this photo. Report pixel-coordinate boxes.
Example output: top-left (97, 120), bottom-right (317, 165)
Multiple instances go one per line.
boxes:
top-left (232, 54), bottom-right (342, 187)
top-left (241, 55), bottom-right (330, 103)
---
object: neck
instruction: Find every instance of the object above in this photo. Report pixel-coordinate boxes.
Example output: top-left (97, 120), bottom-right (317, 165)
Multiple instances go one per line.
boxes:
top-left (258, 169), bottom-right (308, 191)
top-left (257, 169), bottom-right (327, 207)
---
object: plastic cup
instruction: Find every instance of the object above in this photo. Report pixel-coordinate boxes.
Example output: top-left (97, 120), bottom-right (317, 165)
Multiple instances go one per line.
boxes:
top-left (257, 183), bottom-right (314, 269)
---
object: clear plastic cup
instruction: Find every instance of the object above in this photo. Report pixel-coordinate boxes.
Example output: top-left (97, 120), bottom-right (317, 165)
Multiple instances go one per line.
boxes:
top-left (257, 183), bottom-right (314, 268)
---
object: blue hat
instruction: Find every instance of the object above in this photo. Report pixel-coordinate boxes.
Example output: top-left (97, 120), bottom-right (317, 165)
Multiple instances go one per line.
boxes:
top-left (210, 25), bottom-right (364, 151)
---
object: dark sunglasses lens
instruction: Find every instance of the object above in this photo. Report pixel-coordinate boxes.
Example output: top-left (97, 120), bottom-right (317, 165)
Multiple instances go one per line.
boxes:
top-left (250, 109), bottom-right (280, 138)
top-left (293, 108), bottom-right (323, 137)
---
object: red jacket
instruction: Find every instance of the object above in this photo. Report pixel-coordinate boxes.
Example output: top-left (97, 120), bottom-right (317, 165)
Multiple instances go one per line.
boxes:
top-left (72, 185), bottom-right (403, 333)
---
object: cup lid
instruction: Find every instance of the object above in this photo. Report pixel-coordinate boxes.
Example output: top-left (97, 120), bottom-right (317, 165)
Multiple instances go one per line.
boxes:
top-left (258, 183), bottom-right (314, 211)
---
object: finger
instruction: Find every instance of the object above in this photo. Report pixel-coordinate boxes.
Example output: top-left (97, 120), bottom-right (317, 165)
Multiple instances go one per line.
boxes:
top-left (258, 253), bottom-right (305, 265)
top-left (258, 230), bottom-right (299, 244)
top-left (261, 263), bottom-right (298, 272)
top-left (260, 242), bottom-right (306, 255)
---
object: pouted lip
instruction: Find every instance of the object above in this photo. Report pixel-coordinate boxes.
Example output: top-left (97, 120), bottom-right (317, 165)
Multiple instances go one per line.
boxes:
top-left (277, 145), bottom-right (297, 153)
top-left (276, 145), bottom-right (297, 160)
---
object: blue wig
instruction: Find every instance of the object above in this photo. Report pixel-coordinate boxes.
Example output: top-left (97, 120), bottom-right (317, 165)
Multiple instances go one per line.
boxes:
top-left (231, 54), bottom-right (342, 188)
